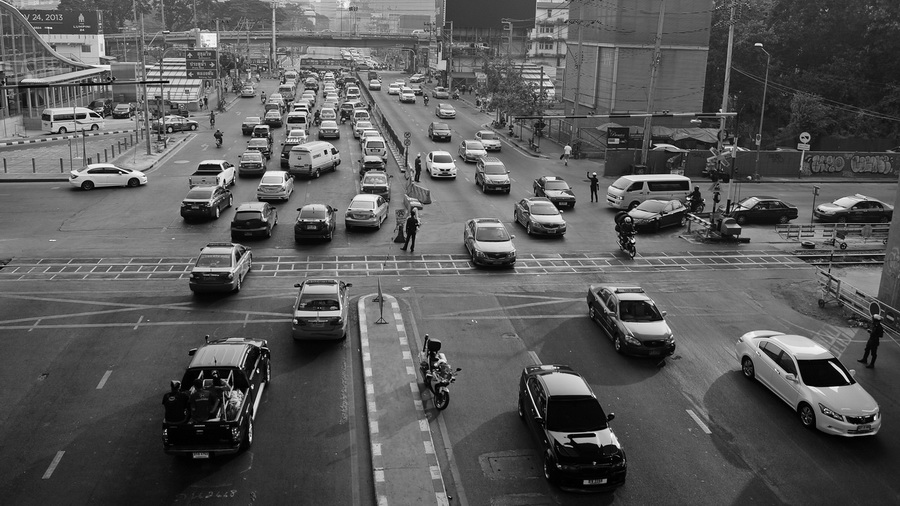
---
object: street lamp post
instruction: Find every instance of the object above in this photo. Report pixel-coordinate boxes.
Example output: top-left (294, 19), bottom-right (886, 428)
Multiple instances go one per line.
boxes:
top-left (753, 42), bottom-right (770, 182)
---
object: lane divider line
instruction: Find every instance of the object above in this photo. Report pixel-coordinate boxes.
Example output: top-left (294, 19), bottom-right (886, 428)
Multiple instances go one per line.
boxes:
top-left (686, 409), bottom-right (712, 434)
top-left (41, 451), bottom-right (65, 479)
top-left (96, 370), bottom-right (112, 389)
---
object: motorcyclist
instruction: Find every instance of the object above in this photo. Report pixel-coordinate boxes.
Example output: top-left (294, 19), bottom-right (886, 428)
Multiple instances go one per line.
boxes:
top-left (423, 94), bottom-right (429, 106)
top-left (688, 186), bottom-right (702, 212)
top-left (260, 91), bottom-right (266, 103)
top-left (209, 110), bottom-right (216, 128)
top-left (340, 109), bottom-right (350, 124)
top-left (313, 110), bottom-right (321, 126)
top-left (213, 129), bottom-right (223, 146)
top-left (616, 215), bottom-right (635, 242)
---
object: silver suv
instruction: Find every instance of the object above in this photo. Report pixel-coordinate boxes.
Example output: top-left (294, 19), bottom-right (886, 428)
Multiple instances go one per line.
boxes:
top-left (474, 157), bottom-right (511, 193)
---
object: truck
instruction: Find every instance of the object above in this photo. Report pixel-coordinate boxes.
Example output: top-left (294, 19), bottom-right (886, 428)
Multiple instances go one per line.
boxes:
top-left (189, 160), bottom-right (236, 188)
top-left (162, 336), bottom-right (271, 459)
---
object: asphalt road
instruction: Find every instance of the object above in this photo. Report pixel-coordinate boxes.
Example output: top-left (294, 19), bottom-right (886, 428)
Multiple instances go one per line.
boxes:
top-left (0, 72), bottom-right (898, 506)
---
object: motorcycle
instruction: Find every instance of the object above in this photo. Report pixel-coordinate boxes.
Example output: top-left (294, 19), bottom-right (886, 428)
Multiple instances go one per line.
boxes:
top-left (687, 196), bottom-right (705, 213)
top-left (340, 111), bottom-right (350, 124)
top-left (423, 96), bottom-right (429, 106)
top-left (215, 138), bottom-right (222, 148)
top-left (452, 91), bottom-right (460, 100)
top-left (618, 231), bottom-right (636, 259)
top-left (417, 335), bottom-right (461, 410)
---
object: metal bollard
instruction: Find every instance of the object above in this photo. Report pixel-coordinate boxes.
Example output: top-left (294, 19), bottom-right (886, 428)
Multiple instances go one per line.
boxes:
top-left (32, 158), bottom-right (36, 173)
top-left (104, 148), bottom-right (108, 162)
top-left (3, 159), bottom-right (6, 173)
top-left (60, 159), bottom-right (64, 173)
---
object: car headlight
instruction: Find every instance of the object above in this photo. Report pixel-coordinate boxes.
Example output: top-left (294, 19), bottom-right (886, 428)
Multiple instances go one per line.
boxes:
top-left (665, 334), bottom-right (675, 344)
top-left (819, 403), bottom-right (844, 422)
top-left (474, 249), bottom-right (487, 258)
top-left (623, 332), bottom-right (641, 347)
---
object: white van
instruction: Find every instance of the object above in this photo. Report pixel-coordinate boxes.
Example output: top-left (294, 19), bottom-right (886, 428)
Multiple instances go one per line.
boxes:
top-left (362, 136), bottom-right (387, 161)
top-left (606, 174), bottom-right (692, 210)
top-left (41, 107), bottom-right (105, 134)
top-left (288, 141), bottom-right (341, 178)
top-left (278, 83), bottom-right (296, 102)
top-left (285, 111), bottom-right (308, 129)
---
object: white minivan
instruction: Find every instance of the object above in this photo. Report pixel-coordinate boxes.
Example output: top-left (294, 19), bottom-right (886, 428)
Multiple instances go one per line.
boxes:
top-left (288, 141), bottom-right (341, 178)
top-left (362, 136), bottom-right (388, 162)
top-left (41, 107), bottom-right (105, 134)
top-left (285, 111), bottom-right (308, 129)
top-left (606, 174), bottom-right (692, 210)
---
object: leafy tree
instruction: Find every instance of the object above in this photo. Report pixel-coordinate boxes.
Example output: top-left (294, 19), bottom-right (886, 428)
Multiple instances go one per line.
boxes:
top-left (483, 58), bottom-right (546, 119)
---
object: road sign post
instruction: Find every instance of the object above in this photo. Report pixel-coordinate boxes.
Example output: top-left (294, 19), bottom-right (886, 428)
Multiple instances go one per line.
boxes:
top-left (798, 132), bottom-right (811, 176)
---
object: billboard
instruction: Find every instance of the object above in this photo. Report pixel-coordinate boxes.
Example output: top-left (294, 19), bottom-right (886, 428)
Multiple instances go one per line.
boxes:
top-left (445, 0), bottom-right (536, 29)
top-left (19, 10), bottom-right (102, 34)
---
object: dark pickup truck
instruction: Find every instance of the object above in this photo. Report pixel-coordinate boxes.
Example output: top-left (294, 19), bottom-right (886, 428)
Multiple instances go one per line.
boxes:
top-left (162, 336), bottom-right (271, 459)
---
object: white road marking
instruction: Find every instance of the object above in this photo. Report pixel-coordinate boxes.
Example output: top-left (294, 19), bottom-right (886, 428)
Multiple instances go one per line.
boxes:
top-left (96, 370), bottom-right (112, 389)
top-left (133, 315), bottom-right (144, 330)
top-left (28, 318), bottom-right (42, 332)
top-left (686, 409), bottom-right (712, 434)
top-left (527, 350), bottom-right (541, 365)
top-left (42, 451), bottom-right (65, 479)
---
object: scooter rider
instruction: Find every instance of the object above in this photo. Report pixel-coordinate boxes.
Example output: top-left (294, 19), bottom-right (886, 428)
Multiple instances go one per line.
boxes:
top-left (616, 215), bottom-right (635, 243)
top-left (423, 94), bottom-right (429, 106)
top-left (213, 129), bottom-right (223, 147)
top-left (313, 109), bottom-right (321, 126)
top-left (688, 186), bottom-right (702, 212)
top-left (260, 91), bottom-right (266, 103)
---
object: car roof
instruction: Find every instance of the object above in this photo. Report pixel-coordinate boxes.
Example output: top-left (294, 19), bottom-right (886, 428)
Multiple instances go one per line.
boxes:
top-left (200, 242), bottom-right (237, 255)
top-left (542, 176), bottom-right (565, 182)
top-left (429, 150), bottom-right (452, 156)
top-left (352, 194), bottom-right (380, 202)
top-left (235, 202), bottom-right (268, 212)
top-left (524, 196), bottom-right (553, 204)
top-left (300, 203), bottom-right (332, 212)
top-left (768, 334), bottom-right (833, 360)
top-left (526, 365), bottom-right (593, 397)
top-left (188, 339), bottom-right (255, 368)
top-left (480, 156), bottom-right (502, 164)
top-left (472, 218), bottom-right (504, 227)
top-left (363, 155), bottom-right (384, 162)
top-left (590, 284), bottom-right (650, 301)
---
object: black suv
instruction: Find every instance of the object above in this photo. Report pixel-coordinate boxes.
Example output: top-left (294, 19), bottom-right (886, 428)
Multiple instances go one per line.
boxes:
top-left (428, 122), bottom-right (451, 142)
top-left (518, 364), bottom-right (627, 490)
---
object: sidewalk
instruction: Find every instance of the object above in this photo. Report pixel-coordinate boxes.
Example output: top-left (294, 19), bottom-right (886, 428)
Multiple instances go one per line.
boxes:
top-left (358, 293), bottom-right (449, 506)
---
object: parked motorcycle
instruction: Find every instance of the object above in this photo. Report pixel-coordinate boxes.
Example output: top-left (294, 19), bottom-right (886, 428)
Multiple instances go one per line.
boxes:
top-left (417, 335), bottom-right (461, 410)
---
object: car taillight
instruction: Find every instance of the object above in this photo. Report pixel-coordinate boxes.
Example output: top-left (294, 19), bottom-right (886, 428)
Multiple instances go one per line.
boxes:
top-left (330, 317), bottom-right (343, 325)
top-left (231, 426), bottom-right (241, 441)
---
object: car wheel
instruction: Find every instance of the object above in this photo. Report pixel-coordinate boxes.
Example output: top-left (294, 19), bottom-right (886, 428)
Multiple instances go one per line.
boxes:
top-left (653, 221), bottom-right (661, 232)
top-left (680, 215), bottom-right (688, 227)
top-left (543, 455), bottom-right (558, 485)
top-left (628, 201), bottom-right (640, 210)
top-left (326, 228), bottom-right (333, 241)
top-left (736, 215), bottom-right (747, 225)
top-left (241, 414), bottom-right (254, 450)
top-left (837, 217), bottom-right (848, 224)
top-left (81, 180), bottom-right (95, 191)
top-left (214, 206), bottom-right (220, 219)
top-left (235, 273), bottom-right (242, 292)
top-left (91, 124), bottom-right (99, 131)
top-left (778, 215), bottom-right (790, 224)
top-left (166, 126), bottom-right (174, 134)
top-left (59, 127), bottom-right (68, 134)
top-left (798, 403), bottom-right (816, 430)
top-left (614, 336), bottom-right (623, 354)
top-left (127, 178), bottom-right (140, 188)
top-left (517, 396), bottom-right (526, 420)
top-left (190, 124), bottom-right (197, 131)
top-left (741, 357), bottom-right (755, 379)
top-left (526, 223), bottom-right (534, 235)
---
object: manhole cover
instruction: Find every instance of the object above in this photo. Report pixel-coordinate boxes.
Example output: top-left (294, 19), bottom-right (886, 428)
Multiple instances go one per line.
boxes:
top-left (479, 450), bottom-right (540, 479)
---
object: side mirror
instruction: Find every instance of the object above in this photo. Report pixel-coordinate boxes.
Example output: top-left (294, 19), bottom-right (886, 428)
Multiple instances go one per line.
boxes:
top-left (188, 348), bottom-right (198, 356)
top-left (784, 373), bottom-right (797, 382)
top-left (607, 413), bottom-right (616, 422)
top-left (293, 283), bottom-right (301, 288)
top-left (661, 310), bottom-right (667, 317)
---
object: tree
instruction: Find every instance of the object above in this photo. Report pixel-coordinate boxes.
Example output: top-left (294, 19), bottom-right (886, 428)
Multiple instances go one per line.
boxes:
top-left (483, 58), bottom-right (546, 120)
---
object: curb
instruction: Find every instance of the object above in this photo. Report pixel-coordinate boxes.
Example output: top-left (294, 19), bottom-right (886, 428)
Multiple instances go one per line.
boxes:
top-left (358, 294), bottom-right (449, 506)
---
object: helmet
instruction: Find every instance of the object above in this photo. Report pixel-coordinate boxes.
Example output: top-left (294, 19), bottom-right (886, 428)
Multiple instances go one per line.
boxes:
top-left (592, 172), bottom-right (597, 176)
top-left (694, 186), bottom-right (699, 191)
top-left (623, 216), bottom-right (633, 223)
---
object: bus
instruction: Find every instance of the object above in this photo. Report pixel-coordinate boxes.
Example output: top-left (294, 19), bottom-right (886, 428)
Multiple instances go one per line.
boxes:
top-left (41, 107), bottom-right (105, 134)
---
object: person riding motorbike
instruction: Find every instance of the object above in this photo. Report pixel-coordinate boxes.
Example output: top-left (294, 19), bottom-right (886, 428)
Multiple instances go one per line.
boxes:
top-left (209, 111), bottom-right (216, 128)
top-left (340, 109), bottom-right (351, 124)
top-left (260, 91), bottom-right (266, 103)
top-left (213, 129), bottom-right (223, 147)
top-left (423, 95), bottom-right (429, 106)
top-left (687, 186), bottom-right (702, 212)
top-left (452, 89), bottom-right (460, 100)
top-left (616, 215), bottom-right (635, 242)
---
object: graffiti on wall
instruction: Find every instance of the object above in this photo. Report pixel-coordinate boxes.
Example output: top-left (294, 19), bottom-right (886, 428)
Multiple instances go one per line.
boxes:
top-left (804, 153), bottom-right (897, 176)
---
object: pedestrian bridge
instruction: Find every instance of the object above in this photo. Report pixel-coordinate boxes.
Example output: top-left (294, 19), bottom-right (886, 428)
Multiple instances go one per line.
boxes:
top-left (105, 31), bottom-right (423, 50)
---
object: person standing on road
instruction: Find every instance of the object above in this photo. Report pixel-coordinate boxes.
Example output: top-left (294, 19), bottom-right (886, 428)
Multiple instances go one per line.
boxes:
top-left (401, 208), bottom-right (420, 253)
top-left (859, 314), bottom-right (883, 368)
top-left (203, 96), bottom-right (208, 110)
top-left (562, 143), bottom-right (572, 166)
top-left (414, 154), bottom-right (422, 182)
top-left (587, 172), bottom-right (600, 202)
top-left (209, 110), bottom-right (216, 128)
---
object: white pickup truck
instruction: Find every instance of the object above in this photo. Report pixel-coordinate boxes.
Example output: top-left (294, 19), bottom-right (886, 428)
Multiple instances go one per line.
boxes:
top-left (189, 160), bottom-right (236, 188)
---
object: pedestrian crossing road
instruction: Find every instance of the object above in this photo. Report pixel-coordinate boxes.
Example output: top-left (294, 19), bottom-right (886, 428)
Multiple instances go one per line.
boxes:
top-left (0, 250), bottom-right (809, 281)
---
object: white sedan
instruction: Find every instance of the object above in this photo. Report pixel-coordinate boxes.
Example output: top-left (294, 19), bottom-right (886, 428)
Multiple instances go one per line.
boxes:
top-left (387, 83), bottom-right (402, 95)
top-left (399, 88), bottom-right (416, 103)
top-left (426, 151), bottom-right (457, 178)
top-left (69, 163), bottom-right (148, 191)
top-left (735, 330), bottom-right (881, 436)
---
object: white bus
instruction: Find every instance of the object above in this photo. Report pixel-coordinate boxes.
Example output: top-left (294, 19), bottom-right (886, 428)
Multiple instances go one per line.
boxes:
top-left (41, 107), bottom-right (105, 134)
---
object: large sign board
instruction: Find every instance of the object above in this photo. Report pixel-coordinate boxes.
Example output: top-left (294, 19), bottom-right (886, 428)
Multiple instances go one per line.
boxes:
top-left (20, 9), bottom-right (102, 34)
top-left (445, 0), bottom-right (535, 29)
top-left (186, 50), bottom-right (217, 80)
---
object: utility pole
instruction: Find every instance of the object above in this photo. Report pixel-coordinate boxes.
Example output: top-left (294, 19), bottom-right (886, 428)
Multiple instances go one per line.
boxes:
top-left (160, 0), bottom-right (166, 31)
top-left (445, 21), bottom-right (453, 89)
top-left (271, 1), bottom-right (277, 73)
top-left (640, 0), bottom-right (667, 166)
top-left (720, 1), bottom-right (737, 212)
top-left (140, 13), bottom-right (152, 155)
top-left (571, 14), bottom-right (584, 144)
top-left (216, 18), bottom-right (223, 110)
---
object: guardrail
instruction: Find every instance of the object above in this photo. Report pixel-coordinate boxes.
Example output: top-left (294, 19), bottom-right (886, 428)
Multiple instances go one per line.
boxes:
top-left (776, 223), bottom-right (889, 249)
top-left (817, 269), bottom-right (900, 340)
top-left (684, 212), bottom-right (712, 234)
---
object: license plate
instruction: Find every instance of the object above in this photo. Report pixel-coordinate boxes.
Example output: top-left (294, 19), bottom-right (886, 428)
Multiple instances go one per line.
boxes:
top-left (547, 229), bottom-right (557, 234)
top-left (191, 205), bottom-right (199, 209)
top-left (192, 452), bottom-right (210, 459)
top-left (584, 478), bottom-right (607, 485)
top-left (306, 225), bottom-right (317, 230)
top-left (244, 232), bottom-right (252, 236)
top-left (858, 424), bottom-right (872, 431)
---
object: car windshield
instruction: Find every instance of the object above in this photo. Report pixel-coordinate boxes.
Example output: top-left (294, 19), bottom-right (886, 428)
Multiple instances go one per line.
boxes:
top-left (546, 398), bottom-right (608, 432)
top-left (441, 105), bottom-right (454, 111)
top-left (261, 174), bottom-right (283, 184)
top-left (467, 141), bottom-right (484, 150)
top-left (618, 300), bottom-right (664, 322)
top-left (737, 197), bottom-right (760, 209)
top-left (242, 153), bottom-right (262, 161)
top-left (357, 121), bottom-right (372, 129)
top-left (475, 226), bottom-right (510, 242)
top-left (351, 199), bottom-right (376, 210)
top-left (531, 202), bottom-right (559, 215)
top-left (364, 175), bottom-right (387, 185)
top-left (249, 139), bottom-right (267, 146)
top-left (479, 132), bottom-right (497, 140)
top-left (432, 154), bottom-right (453, 164)
top-left (544, 180), bottom-right (569, 190)
top-left (832, 197), bottom-right (858, 208)
top-left (610, 177), bottom-right (630, 191)
top-left (234, 211), bottom-right (262, 222)
top-left (186, 188), bottom-right (214, 199)
top-left (196, 253), bottom-right (232, 267)
top-left (483, 164), bottom-right (505, 175)
top-left (297, 293), bottom-right (340, 311)
top-left (246, 117), bottom-right (261, 123)
top-left (798, 358), bottom-right (855, 387)
top-left (636, 201), bottom-right (666, 213)
top-left (433, 123), bottom-right (449, 130)
top-left (299, 208), bottom-right (329, 219)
